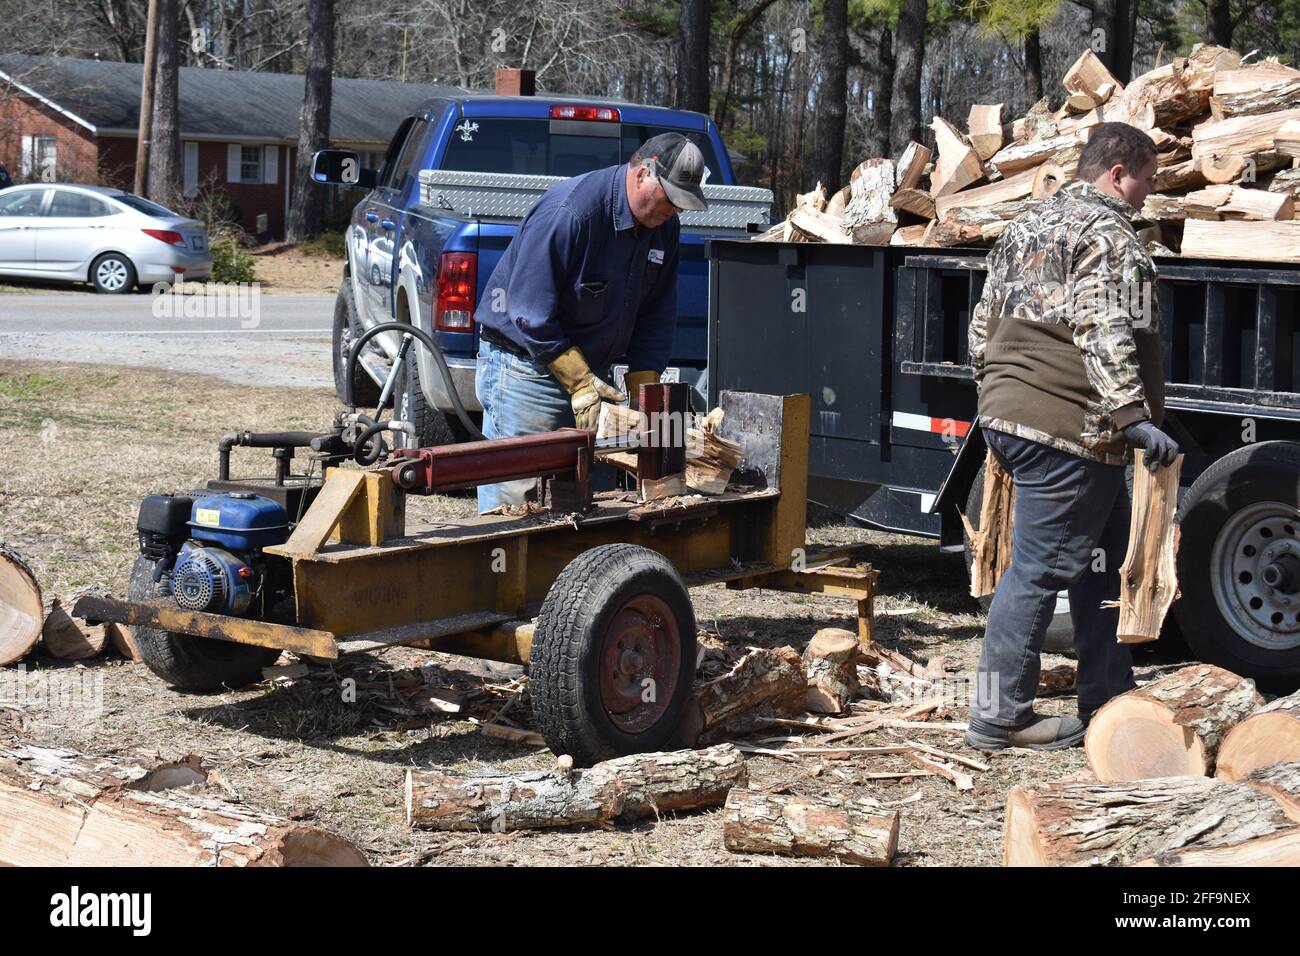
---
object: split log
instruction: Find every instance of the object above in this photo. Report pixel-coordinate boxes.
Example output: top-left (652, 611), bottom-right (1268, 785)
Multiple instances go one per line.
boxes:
top-left (787, 205), bottom-right (852, 243)
top-left (108, 622), bottom-right (141, 661)
top-left (1191, 108), bottom-right (1300, 176)
top-left (1141, 194), bottom-right (1186, 222)
top-left (989, 129), bottom-right (1085, 177)
top-left (1084, 664), bottom-right (1264, 781)
top-left (1211, 77), bottom-right (1300, 121)
top-left (1032, 161), bottom-right (1067, 200)
top-left (405, 745), bottom-right (747, 831)
top-left (1183, 183), bottom-right (1235, 219)
top-left (802, 628), bottom-right (859, 715)
top-left (1213, 62), bottom-right (1300, 97)
top-left (824, 185), bottom-right (850, 218)
top-left (1063, 50), bottom-right (1122, 109)
top-left (843, 159), bottom-right (897, 243)
top-left (894, 141), bottom-right (931, 191)
top-left (1267, 167), bottom-right (1300, 198)
top-left (1274, 119), bottom-right (1300, 158)
top-left (934, 166), bottom-right (1037, 221)
top-left (752, 222), bottom-right (786, 242)
top-left (857, 638), bottom-right (928, 680)
top-left (1216, 691), bottom-right (1300, 782)
top-left (1155, 156), bottom-right (1209, 192)
top-left (1056, 107), bottom-right (1105, 136)
top-left (0, 745), bottom-right (367, 866)
top-left (967, 103), bottom-right (1004, 160)
top-left (0, 544), bottom-right (43, 666)
top-left (1218, 186), bottom-right (1294, 220)
top-left (42, 598), bottom-right (109, 660)
top-left (723, 789), bottom-right (898, 866)
top-left (1005, 770), bottom-right (1300, 866)
top-left (679, 645), bottom-right (807, 745)
top-left (685, 408), bottom-right (742, 494)
top-left (1109, 449), bottom-right (1182, 644)
top-left (889, 224), bottom-right (928, 246)
top-left (889, 187), bottom-right (935, 219)
top-left (922, 216), bottom-right (984, 248)
top-left (795, 182), bottom-right (829, 213)
top-left (929, 117), bottom-right (984, 197)
top-left (960, 453), bottom-right (1014, 599)
top-left (1182, 218), bottom-right (1300, 261)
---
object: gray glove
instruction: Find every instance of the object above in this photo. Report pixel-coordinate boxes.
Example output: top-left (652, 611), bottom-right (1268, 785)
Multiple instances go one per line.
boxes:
top-left (1123, 420), bottom-right (1179, 471)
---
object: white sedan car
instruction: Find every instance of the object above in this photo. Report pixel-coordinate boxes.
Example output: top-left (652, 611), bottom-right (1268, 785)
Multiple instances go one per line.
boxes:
top-left (0, 183), bottom-right (212, 293)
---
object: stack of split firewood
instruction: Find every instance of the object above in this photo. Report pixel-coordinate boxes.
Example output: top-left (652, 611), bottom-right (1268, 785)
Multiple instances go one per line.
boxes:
top-left (1007, 664), bottom-right (1300, 866)
top-left (760, 43), bottom-right (1300, 262)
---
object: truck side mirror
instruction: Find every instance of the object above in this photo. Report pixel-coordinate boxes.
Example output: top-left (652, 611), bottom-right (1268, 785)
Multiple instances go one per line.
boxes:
top-left (311, 149), bottom-right (376, 188)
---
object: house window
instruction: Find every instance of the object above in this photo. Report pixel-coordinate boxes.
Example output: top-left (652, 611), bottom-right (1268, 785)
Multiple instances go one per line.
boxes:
top-left (21, 136), bottom-right (57, 181)
top-left (240, 145), bottom-right (262, 183)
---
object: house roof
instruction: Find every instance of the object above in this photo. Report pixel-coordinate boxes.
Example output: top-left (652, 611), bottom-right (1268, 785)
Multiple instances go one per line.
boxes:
top-left (0, 54), bottom-right (472, 146)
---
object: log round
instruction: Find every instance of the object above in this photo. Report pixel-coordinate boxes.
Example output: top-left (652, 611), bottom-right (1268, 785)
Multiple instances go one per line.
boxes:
top-left (1216, 690), bottom-right (1300, 781)
top-left (723, 788), bottom-right (898, 866)
top-left (0, 545), bottom-right (43, 666)
top-left (1084, 664), bottom-right (1264, 781)
top-left (803, 628), bottom-right (860, 715)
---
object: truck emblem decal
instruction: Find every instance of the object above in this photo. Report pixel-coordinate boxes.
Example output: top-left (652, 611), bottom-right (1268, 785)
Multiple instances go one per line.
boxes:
top-left (455, 120), bottom-right (479, 142)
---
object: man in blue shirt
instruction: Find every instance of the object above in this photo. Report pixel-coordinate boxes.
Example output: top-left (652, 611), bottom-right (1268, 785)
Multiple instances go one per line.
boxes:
top-left (473, 132), bottom-right (707, 512)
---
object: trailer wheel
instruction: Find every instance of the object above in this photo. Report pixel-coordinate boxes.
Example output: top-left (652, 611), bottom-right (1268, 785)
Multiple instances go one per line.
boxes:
top-left (127, 555), bottom-right (280, 692)
top-left (530, 543), bottom-right (697, 766)
top-left (1175, 441), bottom-right (1300, 690)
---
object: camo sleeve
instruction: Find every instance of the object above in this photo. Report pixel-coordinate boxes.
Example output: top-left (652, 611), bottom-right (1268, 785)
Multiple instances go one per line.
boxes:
top-left (969, 232), bottom-right (1010, 390)
top-left (1068, 216), bottom-right (1156, 428)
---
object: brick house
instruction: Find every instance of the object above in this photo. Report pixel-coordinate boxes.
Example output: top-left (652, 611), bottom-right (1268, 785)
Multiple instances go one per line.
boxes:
top-left (0, 54), bottom-right (465, 238)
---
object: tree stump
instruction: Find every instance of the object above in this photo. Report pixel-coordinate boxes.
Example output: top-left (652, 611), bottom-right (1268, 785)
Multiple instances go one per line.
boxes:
top-left (1216, 690), bottom-right (1300, 781)
top-left (803, 628), bottom-right (860, 714)
top-left (405, 744), bottom-right (747, 832)
top-left (1005, 767), bottom-right (1300, 866)
top-left (1085, 664), bottom-right (1264, 781)
top-left (0, 745), bottom-right (367, 866)
top-left (723, 789), bottom-right (899, 866)
top-left (0, 544), bottom-right (43, 666)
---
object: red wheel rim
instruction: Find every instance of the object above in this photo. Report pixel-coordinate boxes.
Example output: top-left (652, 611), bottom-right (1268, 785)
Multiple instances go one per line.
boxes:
top-left (598, 594), bottom-right (681, 734)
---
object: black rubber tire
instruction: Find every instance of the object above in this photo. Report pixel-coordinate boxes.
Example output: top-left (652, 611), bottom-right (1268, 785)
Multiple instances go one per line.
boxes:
top-left (332, 283), bottom-right (382, 408)
top-left (89, 252), bottom-right (137, 294)
top-left (530, 543), bottom-right (697, 766)
top-left (1174, 441), bottom-right (1300, 690)
top-left (394, 340), bottom-right (475, 448)
top-left (127, 554), bottom-right (280, 692)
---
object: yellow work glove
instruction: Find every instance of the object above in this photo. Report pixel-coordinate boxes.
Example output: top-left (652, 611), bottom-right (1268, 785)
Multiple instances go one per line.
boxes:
top-left (547, 346), bottom-right (627, 431)
top-left (622, 370), bottom-right (660, 410)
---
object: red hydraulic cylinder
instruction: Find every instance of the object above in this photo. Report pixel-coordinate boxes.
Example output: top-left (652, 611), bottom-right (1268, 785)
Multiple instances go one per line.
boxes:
top-left (390, 429), bottom-right (595, 494)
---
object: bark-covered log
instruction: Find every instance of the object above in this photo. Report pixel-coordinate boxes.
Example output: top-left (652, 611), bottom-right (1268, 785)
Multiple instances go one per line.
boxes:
top-left (405, 745), bottom-right (747, 831)
top-left (1085, 664), bottom-right (1264, 781)
top-left (0, 544), bottom-right (43, 666)
top-left (1216, 691), bottom-right (1300, 781)
top-left (1005, 770), bottom-right (1300, 866)
top-left (802, 628), bottom-right (859, 714)
top-left (723, 789), bottom-right (898, 865)
top-left (680, 645), bottom-right (807, 745)
top-left (0, 746), bottom-right (367, 866)
top-left (1242, 761), bottom-right (1300, 821)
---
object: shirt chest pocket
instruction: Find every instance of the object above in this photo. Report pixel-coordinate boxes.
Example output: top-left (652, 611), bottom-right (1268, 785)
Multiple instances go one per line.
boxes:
top-left (572, 277), bottom-right (609, 326)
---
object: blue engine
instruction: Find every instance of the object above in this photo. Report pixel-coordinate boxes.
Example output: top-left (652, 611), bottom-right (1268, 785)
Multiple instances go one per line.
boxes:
top-left (169, 493), bottom-right (289, 616)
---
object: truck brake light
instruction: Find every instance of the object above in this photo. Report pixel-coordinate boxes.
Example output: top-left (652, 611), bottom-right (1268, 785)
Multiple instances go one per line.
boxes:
top-left (435, 252), bottom-right (477, 331)
top-left (549, 105), bottom-right (620, 122)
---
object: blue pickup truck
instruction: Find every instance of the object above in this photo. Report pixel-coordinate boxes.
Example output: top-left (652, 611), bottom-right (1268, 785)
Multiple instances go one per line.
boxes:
top-left (314, 92), bottom-right (772, 446)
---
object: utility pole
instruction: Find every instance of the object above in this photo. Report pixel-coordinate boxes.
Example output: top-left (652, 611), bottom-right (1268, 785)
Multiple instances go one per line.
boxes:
top-left (134, 0), bottom-right (161, 197)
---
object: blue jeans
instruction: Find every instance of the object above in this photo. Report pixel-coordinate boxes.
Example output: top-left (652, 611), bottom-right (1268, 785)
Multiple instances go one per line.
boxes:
top-left (474, 339), bottom-right (575, 512)
top-left (971, 427), bottom-right (1137, 728)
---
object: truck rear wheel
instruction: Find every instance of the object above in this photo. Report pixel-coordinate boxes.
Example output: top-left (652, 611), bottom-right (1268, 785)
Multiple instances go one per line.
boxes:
top-left (529, 544), bottom-right (697, 766)
top-left (395, 343), bottom-right (476, 448)
top-left (333, 282), bottom-right (382, 408)
top-left (128, 555), bottom-right (280, 692)
top-left (1175, 441), bottom-right (1300, 690)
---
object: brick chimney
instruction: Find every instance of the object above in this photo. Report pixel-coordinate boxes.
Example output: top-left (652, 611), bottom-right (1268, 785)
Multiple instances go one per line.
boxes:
top-left (495, 69), bottom-right (536, 97)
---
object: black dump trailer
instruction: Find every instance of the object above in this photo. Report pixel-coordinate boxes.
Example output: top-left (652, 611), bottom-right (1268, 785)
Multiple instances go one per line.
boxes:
top-left (706, 238), bottom-right (1300, 688)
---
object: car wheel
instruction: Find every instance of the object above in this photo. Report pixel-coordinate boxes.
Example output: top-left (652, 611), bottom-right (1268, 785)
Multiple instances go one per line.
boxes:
top-left (394, 341), bottom-right (476, 448)
top-left (332, 283), bottom-right (383, 408)
top-left (90, 253), bottom-right (137, 294)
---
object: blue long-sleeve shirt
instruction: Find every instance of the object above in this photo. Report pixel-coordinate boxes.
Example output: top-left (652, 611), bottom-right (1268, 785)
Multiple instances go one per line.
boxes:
top-left (474, 164), bottom-right (679, 372)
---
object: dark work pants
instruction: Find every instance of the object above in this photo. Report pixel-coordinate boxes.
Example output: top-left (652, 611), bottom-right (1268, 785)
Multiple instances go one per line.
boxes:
top-left (971, 427), bottom-right (1137, 728)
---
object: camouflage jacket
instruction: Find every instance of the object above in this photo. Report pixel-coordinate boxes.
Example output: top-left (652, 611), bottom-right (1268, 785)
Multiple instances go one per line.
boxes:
top-left (968, 180), bottom-right (1164, 466)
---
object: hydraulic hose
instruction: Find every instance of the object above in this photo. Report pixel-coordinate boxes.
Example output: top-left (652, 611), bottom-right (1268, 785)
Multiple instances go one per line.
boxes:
top-left (345, 321), bottom-right (484, 441)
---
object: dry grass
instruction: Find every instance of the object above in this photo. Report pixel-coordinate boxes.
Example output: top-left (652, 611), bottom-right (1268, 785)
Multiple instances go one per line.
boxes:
top-left (0, 358), bottom-right (1185, 866)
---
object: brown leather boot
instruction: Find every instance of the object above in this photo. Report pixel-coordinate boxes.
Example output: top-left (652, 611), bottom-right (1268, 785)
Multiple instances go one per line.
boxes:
top-left (965, 713), bottom-right (1085, 751)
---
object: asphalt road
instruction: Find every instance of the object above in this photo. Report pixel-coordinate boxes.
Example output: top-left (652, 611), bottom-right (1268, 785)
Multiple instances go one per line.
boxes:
top-left (0, 290), bottom-right (336, 388)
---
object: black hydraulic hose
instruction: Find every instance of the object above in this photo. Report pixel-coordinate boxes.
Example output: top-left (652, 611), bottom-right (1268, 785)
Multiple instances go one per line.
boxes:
top-left (218, 430), bottom-right (331, 480)
top-left (353, 420), bottom-right (394, 465)
top-left (345, 321), bottom-right (484, 441)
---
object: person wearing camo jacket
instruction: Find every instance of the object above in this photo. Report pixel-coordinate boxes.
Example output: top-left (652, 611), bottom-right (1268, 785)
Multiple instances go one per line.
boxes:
top-left (964, 122), bottom-right (1180, 752)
